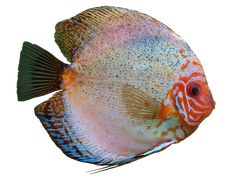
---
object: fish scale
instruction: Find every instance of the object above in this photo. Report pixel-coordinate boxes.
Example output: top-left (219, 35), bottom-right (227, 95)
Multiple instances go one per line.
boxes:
top-left (17, 6), bottom-right (215, 169)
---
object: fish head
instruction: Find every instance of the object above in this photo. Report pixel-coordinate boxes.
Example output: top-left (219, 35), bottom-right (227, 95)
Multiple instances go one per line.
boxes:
top-left (171, 61), bottom-right (215, 127)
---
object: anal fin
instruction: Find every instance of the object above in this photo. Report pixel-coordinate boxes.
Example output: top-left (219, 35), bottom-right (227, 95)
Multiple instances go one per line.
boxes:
top-left (34, 91), bottom-right (86, 161)
top-left (87, 140), bottom-right (175, 174)
top-left (34, 91), bottom-right (132, 166)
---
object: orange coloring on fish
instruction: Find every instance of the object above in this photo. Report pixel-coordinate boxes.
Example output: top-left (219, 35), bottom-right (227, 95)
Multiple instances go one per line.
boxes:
top-left (61, 67), bottom-right (79, 89)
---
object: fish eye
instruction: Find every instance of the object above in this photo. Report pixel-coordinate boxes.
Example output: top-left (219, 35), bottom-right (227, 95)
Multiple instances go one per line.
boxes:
top-left (187, 82), bottom-right (201, 97)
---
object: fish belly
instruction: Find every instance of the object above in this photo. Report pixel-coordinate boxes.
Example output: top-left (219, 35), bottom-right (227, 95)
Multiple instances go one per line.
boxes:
top-left (65, 81), bottom-right (170, 159)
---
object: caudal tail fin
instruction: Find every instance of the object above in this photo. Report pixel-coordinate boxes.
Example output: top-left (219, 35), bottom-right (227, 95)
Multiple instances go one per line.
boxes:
top-left (17, 42), bottom-right (68, 101)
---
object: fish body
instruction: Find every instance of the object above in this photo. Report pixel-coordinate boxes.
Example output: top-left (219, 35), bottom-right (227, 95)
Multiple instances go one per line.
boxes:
top-left (17, 6), bottom-right (215, 167)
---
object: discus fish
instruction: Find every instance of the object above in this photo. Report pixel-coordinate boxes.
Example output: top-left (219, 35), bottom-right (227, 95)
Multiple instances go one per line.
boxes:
top-left (17, 6), bottom-right (215, 171)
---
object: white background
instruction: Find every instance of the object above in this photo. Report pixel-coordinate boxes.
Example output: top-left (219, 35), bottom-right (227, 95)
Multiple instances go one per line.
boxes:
top-left (0, 0), bottom-right (234, 186)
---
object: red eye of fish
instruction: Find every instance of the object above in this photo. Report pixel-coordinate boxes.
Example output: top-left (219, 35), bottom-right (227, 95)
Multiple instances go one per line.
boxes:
top-left (187, 82), bottom-right (201, 97)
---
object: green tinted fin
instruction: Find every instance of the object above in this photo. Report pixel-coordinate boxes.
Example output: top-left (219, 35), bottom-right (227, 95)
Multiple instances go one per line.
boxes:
top-left (54, 6), bottom-right (154, 63)
top-left (17, 42), bottom-right (68, 101)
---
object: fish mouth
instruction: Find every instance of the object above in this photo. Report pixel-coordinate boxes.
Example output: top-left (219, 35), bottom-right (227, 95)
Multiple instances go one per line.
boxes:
top-left (211, 99), bottom-right (216, 110)
top-left (207, 94), bottom-right (216, 111)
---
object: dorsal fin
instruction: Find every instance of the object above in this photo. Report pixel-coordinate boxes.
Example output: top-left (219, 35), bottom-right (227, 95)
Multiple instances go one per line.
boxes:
top-left (54, 6), bottom-right (157, 63)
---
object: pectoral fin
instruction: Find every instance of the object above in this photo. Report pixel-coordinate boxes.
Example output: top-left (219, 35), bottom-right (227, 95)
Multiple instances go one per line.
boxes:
top-left (122, 85), bottom-right (164, 120)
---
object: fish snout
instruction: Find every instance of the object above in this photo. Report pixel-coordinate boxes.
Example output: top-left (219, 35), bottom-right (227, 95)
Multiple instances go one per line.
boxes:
top-left (201, 92), bottom-right (216, 111)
